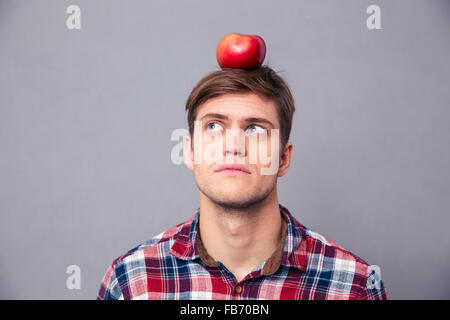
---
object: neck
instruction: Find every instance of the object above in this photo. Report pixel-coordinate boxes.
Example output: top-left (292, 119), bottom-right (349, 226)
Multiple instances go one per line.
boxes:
top-left (198, 187), bottom-right (282, 281)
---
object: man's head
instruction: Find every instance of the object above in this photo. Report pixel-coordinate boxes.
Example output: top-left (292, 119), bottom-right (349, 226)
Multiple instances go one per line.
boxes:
top-left (185, 66), bottom-right (295, 151)
top-left (183, 66), bottom-right (296, 209)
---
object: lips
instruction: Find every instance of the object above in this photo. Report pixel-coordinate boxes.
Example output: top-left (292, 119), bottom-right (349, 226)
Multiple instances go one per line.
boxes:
top-left (214, 164), bottom-right (251, 175)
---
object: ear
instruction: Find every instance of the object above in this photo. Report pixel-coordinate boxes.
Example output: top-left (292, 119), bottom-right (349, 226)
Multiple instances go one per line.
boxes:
top-left (277, 141), bottom-right (293, 177)
top-left (184, 134), bottom-right (195, 171)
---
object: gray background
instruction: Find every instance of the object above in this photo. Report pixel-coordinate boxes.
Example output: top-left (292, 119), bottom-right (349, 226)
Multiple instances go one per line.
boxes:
top-left (0, 0), bottom-right (449, 299)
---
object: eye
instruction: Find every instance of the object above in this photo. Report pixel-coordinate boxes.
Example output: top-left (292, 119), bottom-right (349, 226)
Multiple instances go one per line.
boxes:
top-left (206, 122), bottom-right (223, 133)
top-left (245, 124), bottom-right (266, 135)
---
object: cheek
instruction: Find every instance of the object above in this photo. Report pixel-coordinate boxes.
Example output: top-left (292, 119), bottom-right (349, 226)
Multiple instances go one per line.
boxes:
top-left (247, 135), bottom-right (279, 167)
top-left (194, 163), bottom-right (210, 176)
top-left (200, 133), bottom-right (226, 165)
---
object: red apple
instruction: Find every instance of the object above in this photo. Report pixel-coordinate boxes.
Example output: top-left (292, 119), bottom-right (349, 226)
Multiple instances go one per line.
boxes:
top-left (216, 33), bottom-right (266, 70)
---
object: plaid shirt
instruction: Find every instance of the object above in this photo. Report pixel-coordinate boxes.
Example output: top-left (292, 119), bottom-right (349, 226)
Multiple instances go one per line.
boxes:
top-left (97, 204), bottom-right (388, 300)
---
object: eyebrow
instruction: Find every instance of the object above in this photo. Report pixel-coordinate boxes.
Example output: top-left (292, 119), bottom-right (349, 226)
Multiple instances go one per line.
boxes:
top-left (199, 113), bottom-right (275, 128)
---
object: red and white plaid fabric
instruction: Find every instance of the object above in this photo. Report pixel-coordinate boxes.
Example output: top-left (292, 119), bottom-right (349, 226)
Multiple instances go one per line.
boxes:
top-left (97, 204), bottom-right (388, 300)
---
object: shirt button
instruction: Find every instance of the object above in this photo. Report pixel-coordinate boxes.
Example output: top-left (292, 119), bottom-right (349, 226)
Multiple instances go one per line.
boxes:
top-left (235, 285), bottom-right (243, 294)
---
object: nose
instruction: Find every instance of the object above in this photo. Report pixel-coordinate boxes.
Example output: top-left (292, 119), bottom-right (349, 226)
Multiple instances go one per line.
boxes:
top-left (224, 128), bottom-right (246, 158)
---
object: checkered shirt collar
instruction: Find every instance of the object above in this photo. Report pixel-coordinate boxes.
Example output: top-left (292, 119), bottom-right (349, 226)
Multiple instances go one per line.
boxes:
top-left (169, 203), bottom-right (309, 273)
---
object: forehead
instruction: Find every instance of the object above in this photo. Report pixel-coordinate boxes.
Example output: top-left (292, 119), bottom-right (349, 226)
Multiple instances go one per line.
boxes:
top-left (195, 93), bottom-right (279, 126)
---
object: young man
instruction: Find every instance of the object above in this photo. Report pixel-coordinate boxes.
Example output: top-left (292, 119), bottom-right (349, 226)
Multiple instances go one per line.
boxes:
top-left (97, 66), bottom-right (388, 300)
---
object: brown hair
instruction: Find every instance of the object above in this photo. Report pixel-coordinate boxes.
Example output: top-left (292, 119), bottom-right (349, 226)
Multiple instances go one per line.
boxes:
top-left (185, 65), bottom-right (296, 149)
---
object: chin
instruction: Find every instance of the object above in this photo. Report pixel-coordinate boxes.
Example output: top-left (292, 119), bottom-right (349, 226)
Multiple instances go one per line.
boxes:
top-left (213, 198), bottom-right (257, 210)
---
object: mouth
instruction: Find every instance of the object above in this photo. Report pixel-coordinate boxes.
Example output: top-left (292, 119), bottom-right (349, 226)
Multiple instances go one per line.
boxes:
top-left (216, 169), bottom-right (251, 176)
top-left (214, 165), bottom-right (251, 176)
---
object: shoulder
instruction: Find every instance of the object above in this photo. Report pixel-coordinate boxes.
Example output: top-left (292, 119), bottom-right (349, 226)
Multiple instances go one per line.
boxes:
top-left (300, 226), bottom-right (388, 299)
top-left (305, 227), bottom-right (370, 268)
top-left (97, 219), bottom-right (190, 300)
top-left (112, 220), bottom-right (186, 268)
